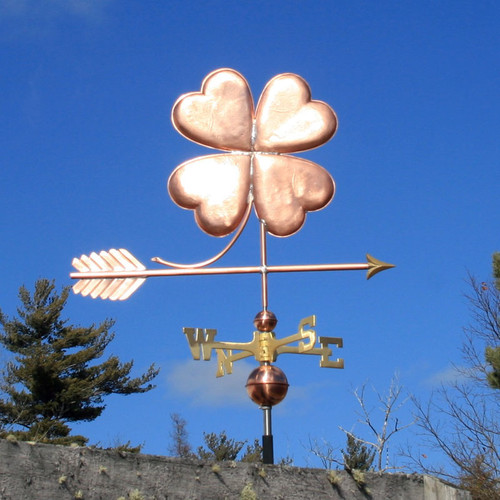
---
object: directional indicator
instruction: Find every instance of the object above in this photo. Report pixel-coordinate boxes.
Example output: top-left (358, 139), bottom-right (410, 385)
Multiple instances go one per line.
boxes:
top-left (71, 249), bottom-right (394, 301)
top-left (183, 316), bottom-right (343, 377)
top-left (69, 69), bottom-right (395, 465)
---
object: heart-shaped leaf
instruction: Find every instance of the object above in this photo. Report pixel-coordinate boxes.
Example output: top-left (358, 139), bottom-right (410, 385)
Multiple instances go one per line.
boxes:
top-left (168, 154), bottom-right (251, 236)
top-left (172, 69), bottom-right (254, 151)
top-left (255, 73), bottom-right (337, 153)
top-left (253, 154), bottom-right (335, 236)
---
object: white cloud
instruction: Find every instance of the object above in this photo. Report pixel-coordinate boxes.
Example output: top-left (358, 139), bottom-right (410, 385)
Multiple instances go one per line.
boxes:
top-left (0, 0), bottom-right (111, 18)
top-left (165, 357), bottom-right (336, 413)
top-left (0, 0), bottom-right (112, 38)
top-left (424, 365), bottom-right (469, 387)
top-left (166, 359), bottom-right (256, 408)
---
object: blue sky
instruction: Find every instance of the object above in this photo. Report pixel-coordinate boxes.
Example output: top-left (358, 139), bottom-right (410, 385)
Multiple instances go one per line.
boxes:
top-left (1, 1), bottom-right (499, 468)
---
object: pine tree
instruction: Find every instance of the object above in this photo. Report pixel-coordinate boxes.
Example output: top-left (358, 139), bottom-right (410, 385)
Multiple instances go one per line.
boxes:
top-left (485, 253), bottom-right (500, 390)
top-left (169, 413), bottom-right (193, 458)
top-left (240, 439), bottom-right (263, 463)
top-left (168, 413), bottom-right (264, 463)
top-left (486, 346), bottom-right (500, 389)
top-left (493, 252), bottom-right (500, 291)
top-left (341, 434), bottom-right (375, 472)
top-left (0, 279), bottom-right (159, 445)
top-left (197, 431), bottom-right (246, 461)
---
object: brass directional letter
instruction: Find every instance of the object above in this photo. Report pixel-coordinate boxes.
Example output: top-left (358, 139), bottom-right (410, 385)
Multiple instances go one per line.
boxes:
top-left (183, 317), bottom-right (344, 377)
top-left (318, 336), bottom-right (344, 368)
top-left (183, 327), bottom-right (217, 360)
top-left (216, 349), bottom-right (233, 377)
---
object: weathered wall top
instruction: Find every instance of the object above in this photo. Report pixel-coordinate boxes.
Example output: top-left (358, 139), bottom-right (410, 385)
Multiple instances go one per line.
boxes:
top-left (0, 439), bottom-right (470, 500)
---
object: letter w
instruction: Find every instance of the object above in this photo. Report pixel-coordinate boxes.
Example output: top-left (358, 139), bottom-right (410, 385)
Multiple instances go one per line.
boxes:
top-left (183, 328), bottom-right (217, 360)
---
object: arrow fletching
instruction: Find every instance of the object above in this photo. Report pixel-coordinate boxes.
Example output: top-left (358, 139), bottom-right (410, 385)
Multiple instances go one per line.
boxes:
top-left (72, 249), bottom-right (146, 300)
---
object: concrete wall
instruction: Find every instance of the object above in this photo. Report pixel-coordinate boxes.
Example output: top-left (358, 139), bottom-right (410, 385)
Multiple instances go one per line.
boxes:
top-left (0, 439), bottom-right (470, 500)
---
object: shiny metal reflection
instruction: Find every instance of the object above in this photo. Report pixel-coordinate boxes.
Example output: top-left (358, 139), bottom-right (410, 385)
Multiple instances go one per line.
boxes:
top-left (172, 68), bottom-right (254, 151)
top-left (246, 364), bottom-right (289, 407)
top-left (168, 154), bottom-right (251, 237)
top-left (253, 154), bottom-right (335, 237)
top-left (168, 68), bottom-right (337, 238)
top-left (255, 72), bottom-right (337, 153)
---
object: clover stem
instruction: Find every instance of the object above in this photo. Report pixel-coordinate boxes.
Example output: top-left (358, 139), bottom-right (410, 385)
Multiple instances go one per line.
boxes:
top-left (152, 201), bottom-right (252, 269)
top-left (259, 219), bottom-right (269, 310)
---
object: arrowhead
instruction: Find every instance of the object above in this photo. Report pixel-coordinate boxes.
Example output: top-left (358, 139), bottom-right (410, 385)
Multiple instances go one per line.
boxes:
top-left (366, 254), bottom-right (395, 280)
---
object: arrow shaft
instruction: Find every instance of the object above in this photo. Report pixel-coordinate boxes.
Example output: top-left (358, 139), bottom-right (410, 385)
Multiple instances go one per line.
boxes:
top-left (70, 262), bottom-right (371, 280)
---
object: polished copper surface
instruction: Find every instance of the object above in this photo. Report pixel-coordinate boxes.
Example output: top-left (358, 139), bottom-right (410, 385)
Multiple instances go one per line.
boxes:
top-left (152, 201), bottom-right (253, 269)
top-left (168, 68), bottom-right (336, 238)
top-left (71, 253), bottom-right (394, 281)
top-left (246, 364), bottom-right (289, 406)
top-left (168, 154), bottom-right (251, 237)
top-left (172, 68), bottom-right (254, 151)
top-left (71, 70), bottom-right (395, 307)
top-left (255, 73), bottom-right (337, 153)
top-left (253, 154), bottom-right (334, 237)
top-left (253, 310), bottom-right (278, 332)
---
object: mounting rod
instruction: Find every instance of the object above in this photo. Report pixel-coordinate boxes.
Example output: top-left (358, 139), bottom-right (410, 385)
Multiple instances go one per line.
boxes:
top-left (262, 405), bottom-right (274, 465)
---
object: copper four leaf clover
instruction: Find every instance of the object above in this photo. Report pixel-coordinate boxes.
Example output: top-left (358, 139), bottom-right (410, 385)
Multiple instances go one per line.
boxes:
top-left (168, 68), bottom-right (338, 238)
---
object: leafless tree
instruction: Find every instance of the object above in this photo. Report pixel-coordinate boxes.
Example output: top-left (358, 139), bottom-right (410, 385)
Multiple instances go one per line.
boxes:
top-left (308, 436), bottom-right (339, 469)
top-left (408, 383), bottom-right (499, 484)
top-left (461, 275), bottom-right (500, 385)
top-left (308, 374), bottom-right (413, 471)
top-left (168, 413), bottom-right (193, 458)
top-left (404, 274), bottom-right (500, 498)
top-left (340, 375), bottom-right (414, 471)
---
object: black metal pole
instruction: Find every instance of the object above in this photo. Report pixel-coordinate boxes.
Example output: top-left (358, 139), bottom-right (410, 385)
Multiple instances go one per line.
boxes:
top-left (262, 405), bottom-right (274, 464)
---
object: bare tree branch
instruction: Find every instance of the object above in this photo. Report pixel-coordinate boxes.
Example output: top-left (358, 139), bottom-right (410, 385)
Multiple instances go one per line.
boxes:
top-left (340, 374), bottom-right (414, 472)
top-left (403, 273), bottom-right (500, 497)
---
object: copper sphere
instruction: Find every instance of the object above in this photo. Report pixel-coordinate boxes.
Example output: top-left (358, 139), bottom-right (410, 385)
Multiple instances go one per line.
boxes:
top-left (246, 364), bottom-right (289, 406)
top-left (253, 310), bottom-right (278, 332)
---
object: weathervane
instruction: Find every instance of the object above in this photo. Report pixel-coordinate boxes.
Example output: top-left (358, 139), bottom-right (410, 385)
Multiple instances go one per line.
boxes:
top-left (70, 69), bottom-right (394, 464)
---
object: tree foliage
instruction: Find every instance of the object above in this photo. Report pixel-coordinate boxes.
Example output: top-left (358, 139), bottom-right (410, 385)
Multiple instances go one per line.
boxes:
top-left (341, 434), bottom-right (375, 472)
top-left (485, 345), bottom-right (500, 390)
top-left (0, 279), bottom-right (159, 445)
top-left (240, 439), bottom-right (264, 463)
top-left (484, 252), bottom-right (500, 389)
top-left (168, 414), bottom-right (264, 463)
top-left (459, 454), bottom-right (500, 500)
top-left (197, 431), bottom-right (249, 461)
top-left (169, 413), bottom-right (193, 458)
top-left (196, 431), bottom-right (263, 462)
top-left (493, 252), bottom-right (500, 291)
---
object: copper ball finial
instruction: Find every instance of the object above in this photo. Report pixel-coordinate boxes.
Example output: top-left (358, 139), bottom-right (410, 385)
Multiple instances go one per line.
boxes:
top-left (253, 310), bottom-right (278, 332)
top-left (246, 364), bottom-right (289, 406)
